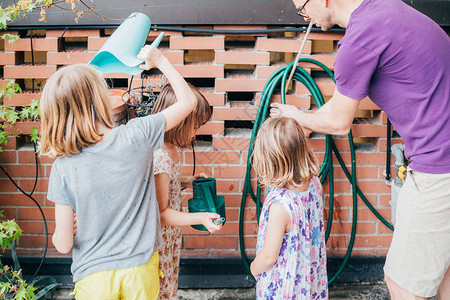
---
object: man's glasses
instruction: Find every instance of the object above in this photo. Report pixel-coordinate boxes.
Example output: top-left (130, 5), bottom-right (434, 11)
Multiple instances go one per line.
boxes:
top-left (297, 0), bottom-right (311, 18)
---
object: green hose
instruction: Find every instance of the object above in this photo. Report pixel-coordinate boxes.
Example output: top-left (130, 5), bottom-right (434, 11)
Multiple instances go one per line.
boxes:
top-left (239, 58), bottom-right (394, 284)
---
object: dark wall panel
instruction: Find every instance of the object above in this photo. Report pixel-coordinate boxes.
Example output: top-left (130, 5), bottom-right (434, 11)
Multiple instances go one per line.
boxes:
top-left (3, 0), bottom-right (449, 27)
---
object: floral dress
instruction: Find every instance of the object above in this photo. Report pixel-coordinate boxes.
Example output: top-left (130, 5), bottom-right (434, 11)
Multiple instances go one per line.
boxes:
top-left (256, 176), bottom-right (328, 300)
top-left (153, 148), bottom-right (182, 300)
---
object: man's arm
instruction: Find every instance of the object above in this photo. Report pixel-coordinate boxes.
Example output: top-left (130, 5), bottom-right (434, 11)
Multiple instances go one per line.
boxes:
top-left (270, 88), bottom-right (361, 135)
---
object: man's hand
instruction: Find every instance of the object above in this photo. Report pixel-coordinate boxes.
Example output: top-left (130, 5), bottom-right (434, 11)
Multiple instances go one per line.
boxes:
top-left (270, 102), bottom-right (298, 118)
top-left (270, 102), bottom-right (313, 137)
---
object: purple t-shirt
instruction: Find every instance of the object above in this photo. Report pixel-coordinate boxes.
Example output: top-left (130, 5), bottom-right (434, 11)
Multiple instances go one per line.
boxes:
top-left (334, 0), bottom-right (450, 174)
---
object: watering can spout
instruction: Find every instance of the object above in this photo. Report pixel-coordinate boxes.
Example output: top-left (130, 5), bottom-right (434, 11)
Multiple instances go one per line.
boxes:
top-left (188, 177), bottom-right (226, 231)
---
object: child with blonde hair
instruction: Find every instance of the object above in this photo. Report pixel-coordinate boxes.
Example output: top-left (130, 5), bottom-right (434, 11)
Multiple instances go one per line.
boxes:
top-left (250, 117), bottom-right (328, 299)
top-left (42, 45), bottom-right (197, 299)
top-left (151, 83), bottom-right (222, 299)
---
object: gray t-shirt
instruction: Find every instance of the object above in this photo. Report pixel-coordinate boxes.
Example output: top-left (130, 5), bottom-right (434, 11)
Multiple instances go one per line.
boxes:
top-left (47, 113), bottom-right (165, 282)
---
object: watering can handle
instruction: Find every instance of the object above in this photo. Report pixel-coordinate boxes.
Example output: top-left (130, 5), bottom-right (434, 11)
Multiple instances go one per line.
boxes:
top-left (150, 32), bottom-right (164, 48)
top-left (201, 185), bottom-right (218, 214)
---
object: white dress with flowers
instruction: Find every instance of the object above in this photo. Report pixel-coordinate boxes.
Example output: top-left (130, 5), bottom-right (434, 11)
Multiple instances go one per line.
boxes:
top-left (153, 148), bottom-right (182, 300)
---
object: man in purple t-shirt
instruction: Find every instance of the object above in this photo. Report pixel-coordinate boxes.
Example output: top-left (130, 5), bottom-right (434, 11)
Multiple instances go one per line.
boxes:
top-left (271, 0), bottom-right (450, 298)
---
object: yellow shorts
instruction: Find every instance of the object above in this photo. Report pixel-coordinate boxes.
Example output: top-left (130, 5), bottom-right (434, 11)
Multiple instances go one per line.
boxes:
top-left (73, 251), bottom-right (160, 300)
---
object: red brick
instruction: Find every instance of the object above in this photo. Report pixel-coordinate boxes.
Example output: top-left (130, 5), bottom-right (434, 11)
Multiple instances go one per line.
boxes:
top-left (378, 222), bottom-right (395, 234)
top-left (196, 121), bottom-right (224, 135)
top-left (180, 249), bottom-right (209, 257)
top-left (223, 194), bottom-right (256, 207)
top-left (215, 78), bottom-right (266, 92)
top-left (183, 236), bottom-right (237, 249)
top-left (352, 122), bottom-right (386, 138)
top-left (298, 32), bottom-right (344, 41)
top-left (213, 136), bottom-right (250, 151)
top-left (3, 91), bottom-right (41, 107)
top-left (256, 38), bottom-right (312, 54)
top-left (255, 93), bottom-right (310, 109)
top-left (200, 90), bottom-right (225, 106)
top-left (0, 208), bottom-right (16, 219)
top-left (327, 249), bottom-right (374, 256)
top-left (255, 64), bottom-right (285, 79)
top-left (353, 235), bottom-right (393, 248)
top-left (0, 164), bottom-right (45, 178)
top-left (325, 235), bottom-right (350, 249)
top-left (161, 50), bottom-right (184, 65)
top-left (0, 193), bottom-right (45, 206)
top-left (15, 220), bottom-right (44, 234)
top-left (0, 179), bottom-right (18, 192)
top-left (1, 136), bottom-right (18, 150)
top-left (215, 50), bottom-right (270, 65)
top-left (298, 54), bottom-right (335, 69)
top-left (359, 97), bottom-right (380, 110)
top-left (295, 77), bottom-right (335, 95)
top-left (148, 30), bottom-right (182, 37)
top-left (181, 226), bottom-right (210, 235)
top-left (209, 250), bottom-right (243, 257)
top-left (213, 106), bottom-right (258, 121)
top-left (87, 37), bottom-right (108, 51)
top-left (17, 235), bottom-right (53, 248)
top-left (170, 36), bottom-right (225, 50)
top-left (328, 221), bottom-right (376, 235)
top-left (375, 111), bottom-right (388, 125)
top-left (47, 51), bottom-right (95, 65)
top-left (180, 165), bottom-right (212, 177)
top-left (0, 51), bottom-right (19, 65)
top-left (15, 178), bottom-right (48, 193)
top-left (184, 150), bottom-right (240, 165)
top-left (4, 38), bottom-right (58, 52)
top-left (5, 121), bottom-right (40, 135)
top-left (46, 29), bottom-right (100, 38)
top-left (0, 150), bottom-right (17, 164)
top-left (175, 63), bottom-right (224, 78)
top-left (216, 180), bottom-right (240, 193)
top-left (324, 207), bottom-right (350, 222)
top-left (358, 207), bottom-right (391, 222)
top-left (19, 150), bottom-right (55, 164)
top-left (4, 65), bottom-right (57, 79)
top-left (18, 207), bottom-right (54, 220)
top-left (213, 165), bottom-right (246, 179)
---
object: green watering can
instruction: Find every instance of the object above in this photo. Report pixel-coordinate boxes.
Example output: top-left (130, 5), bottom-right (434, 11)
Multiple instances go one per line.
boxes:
top-left (188, 177), bottom-right (226, 231)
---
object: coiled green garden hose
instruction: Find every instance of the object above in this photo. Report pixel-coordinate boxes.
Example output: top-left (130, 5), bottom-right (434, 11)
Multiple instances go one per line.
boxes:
top-left (239, 58), bottom-right (394, 284)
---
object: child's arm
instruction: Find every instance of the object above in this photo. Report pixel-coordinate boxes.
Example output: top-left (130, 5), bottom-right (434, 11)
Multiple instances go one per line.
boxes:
top-left (137, 45), bottom-right (197, 132)
top-left (52, 204), bottom-right (75, 254)
top-left (250, 203), bottom-right (290, 279)
top-left (155, 173), bottom-right (222, 232)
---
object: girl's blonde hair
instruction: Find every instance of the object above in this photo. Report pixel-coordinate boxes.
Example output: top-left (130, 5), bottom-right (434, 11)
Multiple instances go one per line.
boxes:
top-left (40, 64), bottom-right (114, 158)
top-left (151, 83), bottom-right (211, 148)
top-left (252, 117), bottom-right (319, 190)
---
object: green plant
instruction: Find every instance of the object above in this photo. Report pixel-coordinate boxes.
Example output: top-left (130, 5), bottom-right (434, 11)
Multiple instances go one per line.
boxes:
top-left (0, 211), bottom-right (36, 300)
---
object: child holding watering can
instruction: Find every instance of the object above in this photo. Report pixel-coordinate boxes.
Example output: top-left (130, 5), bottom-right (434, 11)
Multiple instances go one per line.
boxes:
top-left (250, 117), bottom-right (328, 299)
top-left (43, 45), bottom-right (197, 299)
top-left (151, 84), bottom-right (222, 299)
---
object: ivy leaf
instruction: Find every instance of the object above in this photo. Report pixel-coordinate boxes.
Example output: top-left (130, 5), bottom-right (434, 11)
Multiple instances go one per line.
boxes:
top-left (30, 127), bottom-right (39, 144)
top-left (6, 109), bottom-right (19, 124)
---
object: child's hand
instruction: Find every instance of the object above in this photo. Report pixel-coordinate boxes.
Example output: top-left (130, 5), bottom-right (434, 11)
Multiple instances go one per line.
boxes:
top-left (181, 173), bottom-right (209, 189)
top-left (250, 262), bottom-right (259, 280)
top-left (137, 45), bottom-right (165, 70)
top-left (200, 212), bottom-right (223, 233)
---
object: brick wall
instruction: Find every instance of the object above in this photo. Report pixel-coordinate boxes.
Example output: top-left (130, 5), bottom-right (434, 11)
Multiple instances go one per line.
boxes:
top-left (0, 26), bottom-right (400, 259)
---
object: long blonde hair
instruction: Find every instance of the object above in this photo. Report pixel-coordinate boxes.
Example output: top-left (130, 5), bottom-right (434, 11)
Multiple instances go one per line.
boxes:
top-left (252, 117), bottom-right (319, 190)
top-left (151, 83), bottom-right (211, 148)
top-left (40, 64), bottom-right (114, 157)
